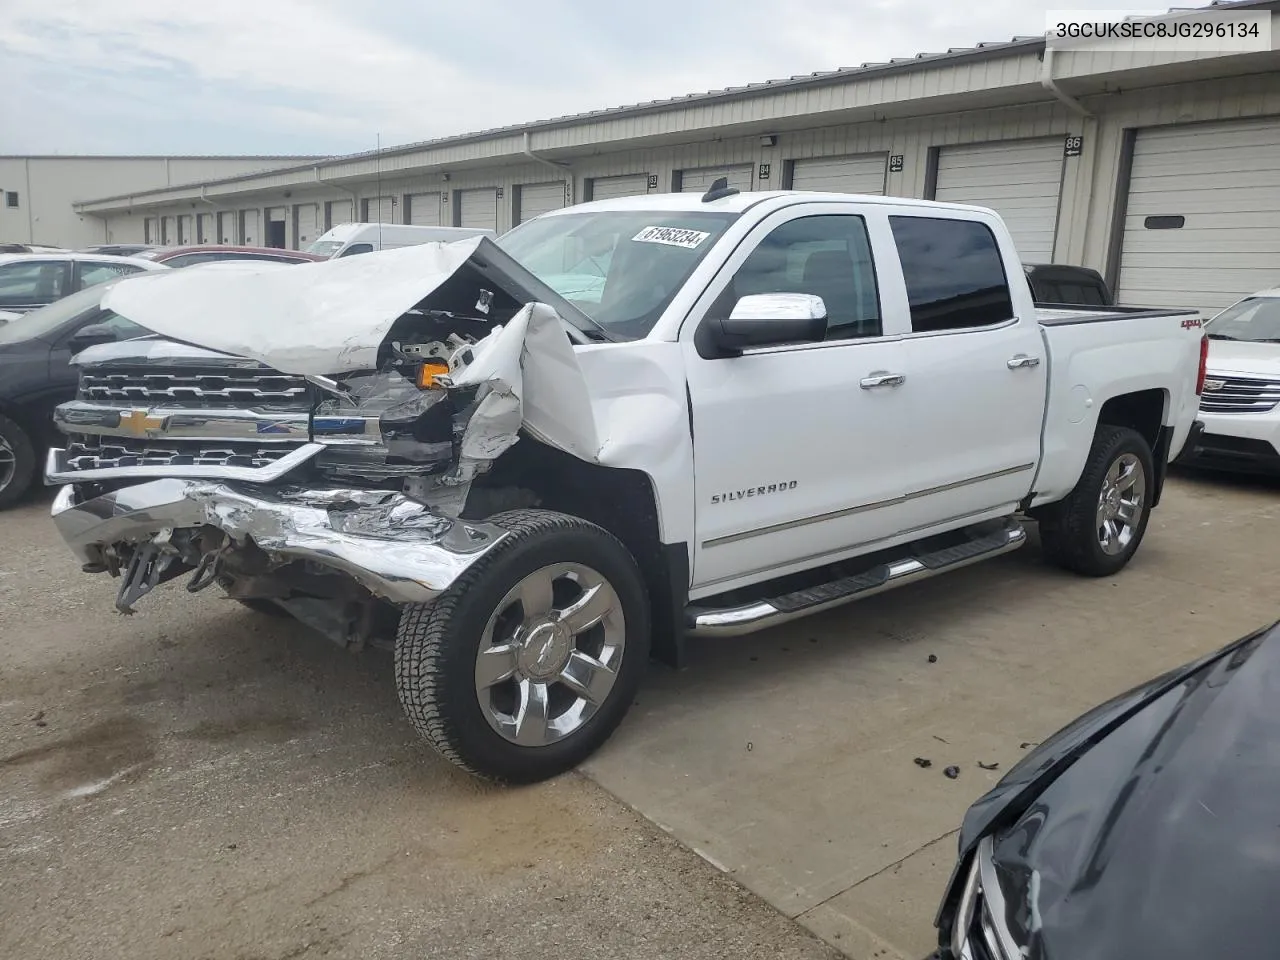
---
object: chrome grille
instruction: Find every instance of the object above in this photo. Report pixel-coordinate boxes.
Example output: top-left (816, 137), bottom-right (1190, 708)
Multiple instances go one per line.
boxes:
top-left (64, 438), bottom-right (299, 472)
top-left (80, 368), bottom-right (310, 409)
top-left (1199, 375), bottom-right (1280, 414)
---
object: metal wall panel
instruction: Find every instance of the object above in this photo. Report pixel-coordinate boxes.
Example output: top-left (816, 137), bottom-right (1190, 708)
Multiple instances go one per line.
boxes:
top-left (407, 192), bottom-right (442, 226)
top-left (516, 182), bottom-right (566, 223)
top-left (1117, 116), bottom-right (1280, 316)
top-left (933, 138), bottom-right (1065, 262)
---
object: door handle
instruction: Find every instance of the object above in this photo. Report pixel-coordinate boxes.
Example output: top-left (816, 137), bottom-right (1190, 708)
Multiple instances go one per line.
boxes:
top-left (860, 371), bottom-right (906, 389)
top-left (1007, 354), bottom-right (1041, 369)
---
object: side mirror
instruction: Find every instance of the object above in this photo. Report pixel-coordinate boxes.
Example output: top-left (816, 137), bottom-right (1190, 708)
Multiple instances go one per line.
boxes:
top-left (69, 323), bottom-right (119, 350)
top-left (708, 293), bottom-right (827, 355)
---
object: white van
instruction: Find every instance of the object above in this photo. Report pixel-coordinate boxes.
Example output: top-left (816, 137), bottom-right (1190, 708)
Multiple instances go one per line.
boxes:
top-left (305, 222), bottom-right (495, 258)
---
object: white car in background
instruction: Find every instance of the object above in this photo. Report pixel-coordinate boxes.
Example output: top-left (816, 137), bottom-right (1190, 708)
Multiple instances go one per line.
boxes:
top-left (0, 252), bottom-right (165, 316)
top-left (1178, 288), bottom-right (1280, 474)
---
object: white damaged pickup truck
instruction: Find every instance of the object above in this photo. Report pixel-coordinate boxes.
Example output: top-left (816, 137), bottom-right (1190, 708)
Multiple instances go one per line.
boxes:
top-left (45, 187), bottom-right (1207, 782)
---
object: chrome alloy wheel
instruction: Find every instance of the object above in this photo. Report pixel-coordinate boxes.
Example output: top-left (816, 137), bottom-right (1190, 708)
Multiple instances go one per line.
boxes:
top-left (0, 434), bottom-right (15, 494)
top-left (474, 562), bottom-right (625, 747)
top-left (1097, 452), bottom-right (1146, 556)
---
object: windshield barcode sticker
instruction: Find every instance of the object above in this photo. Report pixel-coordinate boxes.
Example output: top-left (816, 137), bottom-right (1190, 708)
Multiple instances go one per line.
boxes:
top-left (632, 226), bottom-right (711, 249)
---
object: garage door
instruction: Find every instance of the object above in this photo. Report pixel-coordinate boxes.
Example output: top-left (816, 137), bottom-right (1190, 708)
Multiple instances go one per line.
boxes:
top-left (790, 154), bottom-right (887, 195)
top-left (589, 174), bottom-right (648, 201)
top-left (1117, 118), bottom-right (1280, 316)
top-left (240, 210), bottom-right (260, 245)
top-left (144, 217), bottom-right (158, 244)
top-left (517, 182), bottom-right (566, 223)
top-left (678, 164), bottom-right (753, 193)
top-left (326, 199), bottom-right (353, 230)
top-left (407, 192), bottom-right (442, 226)
top-left (294, 204), bottom-right (319, 248)
top-left (458, 189), bottom-right (498, 230)
top-left (196, 212), bottom-right (213, 244)
top-left (934, 138), bottom-right (1065, 262)
top-left (362, 196), bottom-right (395, 223)
top-left (216, 211), bottom-right (237, 244)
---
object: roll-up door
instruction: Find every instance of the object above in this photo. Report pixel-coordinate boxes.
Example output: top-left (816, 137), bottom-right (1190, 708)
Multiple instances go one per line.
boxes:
top-left (589, 174), bottom-right (649, 201)
top-left (789, 154), bottom-right (887, 195)
top-left (1117, 117), bottom-right (1280, 316)
top-left (294, 204), bottom-right (319, 248)
top-left (933, 138), bottom-right (1065, 262)
top-left (516, 182), bottom-right (567, 223)
top-left (216, 211), bottom-right (237, 244)
top-left (196, 212), bottom-right (214, 244)
top-left (677, 164), bottom-right (753, 194)
top-left (144, 217), bottom-right (158, 244)
top-left (239, 209), bottom-right (260, 245)
top-left (407, 193), bottom-right (442, 226)
top-left (458, 189), bottom-right (498, 230)
top-left (325, 199), bottom-right (353, 230)
top-left (362, 196), bottom-right (395, 222)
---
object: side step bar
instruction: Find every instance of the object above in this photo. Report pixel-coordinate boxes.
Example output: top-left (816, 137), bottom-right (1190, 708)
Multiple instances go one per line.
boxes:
top-left (685, 518), bottom-right (1026, 638)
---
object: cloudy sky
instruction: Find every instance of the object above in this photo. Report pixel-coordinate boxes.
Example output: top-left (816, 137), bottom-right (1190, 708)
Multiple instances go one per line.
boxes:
top-left (1, 0), bottom-right (1158, 157)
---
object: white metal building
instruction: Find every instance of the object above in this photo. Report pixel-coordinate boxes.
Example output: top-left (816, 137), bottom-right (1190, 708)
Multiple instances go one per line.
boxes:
top-left (67, 1), bottom-right (1280, 317)
top-left (0, 155), bottom-right (320, 249)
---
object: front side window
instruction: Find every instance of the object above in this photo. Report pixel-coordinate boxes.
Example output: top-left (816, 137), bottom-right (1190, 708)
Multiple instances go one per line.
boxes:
top-left (498, 210), bottom-right (738, 339)
top-left (1206, 297), bottom-right (1280, 343)
top-left (890, 216), bottom-right (1012, 332)
top-left (78, 261), bottom-right (143, 290)
top-left (712, 215), bottom-right (881, 340)
top-left (0, 260), bottom-right (66, 306)
top-left (337, 243), bottom-right (374, 258)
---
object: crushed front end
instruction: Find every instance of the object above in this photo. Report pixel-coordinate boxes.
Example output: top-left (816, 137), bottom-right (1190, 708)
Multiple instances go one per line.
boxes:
top-left (44, 335), bottom-right (513, 645)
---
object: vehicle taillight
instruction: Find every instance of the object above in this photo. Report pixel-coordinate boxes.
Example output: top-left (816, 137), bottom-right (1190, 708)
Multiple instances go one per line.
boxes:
top-left (1195, 334), bottom-right (1209, 395)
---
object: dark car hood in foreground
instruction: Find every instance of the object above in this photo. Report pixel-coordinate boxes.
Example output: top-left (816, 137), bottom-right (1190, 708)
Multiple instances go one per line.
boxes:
top-left (959, 620), bottom-right (1280, 959)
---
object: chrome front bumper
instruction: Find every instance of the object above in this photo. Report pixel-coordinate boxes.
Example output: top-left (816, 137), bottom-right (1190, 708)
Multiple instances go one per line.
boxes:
top-left (50, 478), bottom-right (508, 605)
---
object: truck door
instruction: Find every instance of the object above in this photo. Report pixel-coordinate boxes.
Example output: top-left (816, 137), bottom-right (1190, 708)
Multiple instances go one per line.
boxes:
top-left (680, 205), bottom-right (914, 592)
top-left (881, 213), bottom-right (1046, 526)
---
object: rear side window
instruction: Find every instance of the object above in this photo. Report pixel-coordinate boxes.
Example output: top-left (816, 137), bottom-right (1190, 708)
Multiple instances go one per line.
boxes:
top-left (889, 216), bottom-right (1012, 332)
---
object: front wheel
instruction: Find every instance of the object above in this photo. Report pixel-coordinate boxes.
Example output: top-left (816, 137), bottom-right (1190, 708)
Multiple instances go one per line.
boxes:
top-left (0, 413), bottom-right (36, 510)
top-left (1039, 424), bottom-right (1155, 577)
top-left (395, 509), bottom-right (650, 783)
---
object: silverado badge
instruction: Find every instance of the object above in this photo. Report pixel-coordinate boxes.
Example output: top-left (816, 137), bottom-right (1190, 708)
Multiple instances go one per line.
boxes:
top-left (119, 409), bottom-right (166, 437)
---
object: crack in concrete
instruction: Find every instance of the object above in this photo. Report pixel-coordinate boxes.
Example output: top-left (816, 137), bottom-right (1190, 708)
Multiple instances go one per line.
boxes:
top-left (793, 827), bottom-right (960, 921)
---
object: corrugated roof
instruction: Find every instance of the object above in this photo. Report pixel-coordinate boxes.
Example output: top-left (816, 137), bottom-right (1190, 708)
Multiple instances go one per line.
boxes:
top-left (76, 0), bottom-right (1277, 207)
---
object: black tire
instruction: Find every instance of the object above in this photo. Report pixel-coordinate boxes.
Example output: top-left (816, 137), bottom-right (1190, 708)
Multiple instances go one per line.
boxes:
top-left (0, 413), bottom-right (36, 510)
top-left (1039, 424), bottom-right (1155, 577)
top-left (395, 509), bottom-right (650, 784)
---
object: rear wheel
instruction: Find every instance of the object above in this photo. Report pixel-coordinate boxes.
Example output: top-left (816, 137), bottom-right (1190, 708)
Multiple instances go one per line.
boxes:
top-left (395, 509), bottom-right (649, 783)
top-left (1039, 425), bottom-right (1154, 577)
top-left (0, 413), bottom-right (36, 510)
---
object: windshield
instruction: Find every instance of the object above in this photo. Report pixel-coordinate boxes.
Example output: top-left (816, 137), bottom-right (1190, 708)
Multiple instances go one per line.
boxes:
top-left (306, 240), bottom-right (344, 257)
top-left (0, 281), bottom-right (113, 344)
top-left (1205, 297), bottom-right (1280, 342)
top-left (496, 210), bottom-right (738, 339)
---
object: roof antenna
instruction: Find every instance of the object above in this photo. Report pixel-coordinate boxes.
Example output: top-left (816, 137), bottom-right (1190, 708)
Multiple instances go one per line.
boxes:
top-left (701, 176), bottom-right (739, 203)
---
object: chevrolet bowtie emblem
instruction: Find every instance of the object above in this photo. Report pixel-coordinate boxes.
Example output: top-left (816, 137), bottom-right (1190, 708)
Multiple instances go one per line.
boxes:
top-left (119, 409), bottom-right (166, 437)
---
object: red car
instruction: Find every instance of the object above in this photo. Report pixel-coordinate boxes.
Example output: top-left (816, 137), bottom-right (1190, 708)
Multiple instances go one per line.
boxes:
top-left (137, 245), bottom-right (326, 269)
